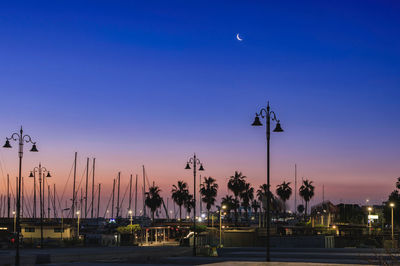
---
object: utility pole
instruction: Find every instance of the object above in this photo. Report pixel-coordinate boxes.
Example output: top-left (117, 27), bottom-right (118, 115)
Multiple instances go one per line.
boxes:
top-left (72, 152), bottom-right (77, 219)
top-left (91, 158), bottom-right (95, 218)
top-left (85, 157), bottom-right (89, 218)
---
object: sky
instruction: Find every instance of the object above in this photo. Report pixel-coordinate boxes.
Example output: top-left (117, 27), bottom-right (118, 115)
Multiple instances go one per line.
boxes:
top-left (0, 0), bottom-right (399, 217)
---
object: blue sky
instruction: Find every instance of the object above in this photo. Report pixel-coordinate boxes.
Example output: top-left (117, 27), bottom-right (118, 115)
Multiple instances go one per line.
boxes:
top-left (0, 1), bottom-right (399, 212)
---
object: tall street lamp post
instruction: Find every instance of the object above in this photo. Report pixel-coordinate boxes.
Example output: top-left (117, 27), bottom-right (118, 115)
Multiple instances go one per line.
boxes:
top-left (29, 163), bottom-right (51, 248)
top-left (367, 207), bottom-right (372, 235)
top-left (390, 203), bottom-right (395, 246)
top-left (3, 127), bottom-right (38, 266)
top-left (185, 153), bottom-right (204, 256)
top-left (219, 205), bottom-right (226, 248)
top-left (76, 211), bottom-right (80, 239)
top-left (252, 102), bottom-right (284, 262)
top-left (129, 210), bottom-right (133, 226)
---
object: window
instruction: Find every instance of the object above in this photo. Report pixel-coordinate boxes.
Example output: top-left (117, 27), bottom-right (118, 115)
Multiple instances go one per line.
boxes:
top-left (54, 228), bottom-right (64, 233)
top-left (25, 227), bottom-right (35, 232)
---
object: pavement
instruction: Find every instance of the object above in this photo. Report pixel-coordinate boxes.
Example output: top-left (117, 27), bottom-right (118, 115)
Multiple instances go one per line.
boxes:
top-left (0, 246), bottom-right (398, 265)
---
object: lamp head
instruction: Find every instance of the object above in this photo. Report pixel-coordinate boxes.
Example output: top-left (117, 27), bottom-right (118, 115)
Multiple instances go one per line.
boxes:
top-left (222, 205), bottom-right (227, 210)
top-left (30, 144), bottom-right (38, 152)
top-left (3, 140), bottom-right (11, 148)
top-left (390, 202), bottom-right (395, 208)
top-left (273, 121), bottom-right (284, 132)
top-left (199, 164), bottom-right (204, 171)
top-left (29, 171), bottom-right (34, 178)
top-left (46, 172), bottom-right (51, 178)
top-left (185, 163), bottom-right (191, 170)
top-left (367, 207), bottom-right (372, 211)
top-left (251, 115), bottom-right (263, 126)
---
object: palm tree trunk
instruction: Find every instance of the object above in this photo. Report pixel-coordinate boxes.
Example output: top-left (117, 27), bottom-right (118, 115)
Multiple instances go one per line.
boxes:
top-left (207, 209), bottom-right (210, 226)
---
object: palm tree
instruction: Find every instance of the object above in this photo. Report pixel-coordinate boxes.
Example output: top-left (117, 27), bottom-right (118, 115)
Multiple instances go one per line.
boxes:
top-left (184, 194), bottom-right (195, 219)
top-left (276, 181), bottom-right (292, 213)
top-left (240, 182), bottom-right (254, 219)
top-left (251, 200), bottom-right (260, 217)
top-left (228, 171), bottom-right (247, 223)
top-left (200, 177), bottom-right (218, 225)
top-left (221, 195), bottom-right (235, 220)
top-left (145, 185), bottom-right (163, 224)
top-left (171, 181), bottom-right (189, 220)
top-left (299, 179), bottom-right (315, 217)
top-left (396, 177), bottom-right (400, 190)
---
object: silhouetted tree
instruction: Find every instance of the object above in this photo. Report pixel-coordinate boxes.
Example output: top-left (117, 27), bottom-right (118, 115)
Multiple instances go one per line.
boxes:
top-left (251, 200), bottom-right (260, 217)
top-left (297, 204), bottom-right (305, 214)
top-left (276, 181), bottom-right (292, 213)
top-left (200, 177), bottom-right (218, 225)
top-left (396, 178), bottom-right (400, 190)
top-left (171, 181), bottom-right (189, 221)
top-left (221, 195), bottom-right (235, 220)
top-left (184, 194), bottom-right (195, 218)
top-left (228, 171), bottom-right (246, 224)
top-left (240, 182), bottom-right (254, 219)
top-left (145, 185), bottom-right (162, 224)
top-left (299, 180), bottom-right (315, 217)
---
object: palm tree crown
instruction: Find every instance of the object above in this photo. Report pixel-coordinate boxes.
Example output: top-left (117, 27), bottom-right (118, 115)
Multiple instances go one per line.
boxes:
top-left (200, 177), bottom-right (218, 224)
top-left (276, 181), bottom-right (292, 212)
top-left (145, 185), bottom-right (163, 224)
top-left (171, 181), bottom-right (189, 220)
top-left (299, 179), bottom-right (315, 216)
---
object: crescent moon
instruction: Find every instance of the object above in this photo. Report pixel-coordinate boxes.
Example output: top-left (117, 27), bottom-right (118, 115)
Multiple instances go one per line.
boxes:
top-left (236, 33), bottom-right (243, 41)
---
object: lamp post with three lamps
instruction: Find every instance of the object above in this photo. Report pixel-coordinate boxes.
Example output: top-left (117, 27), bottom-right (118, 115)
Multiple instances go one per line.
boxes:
top-left (29, 163), bottom-right (51, 248)
top-left (3, 127), bottom-right (38, 266)
top-left (252, 102), bottom-right (284, 262)
top-left (185, 153), bottom-right (205, 256)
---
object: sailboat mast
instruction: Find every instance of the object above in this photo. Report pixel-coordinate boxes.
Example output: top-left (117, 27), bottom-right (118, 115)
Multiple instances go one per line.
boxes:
top-left (135, 174), bottom-right (138, 217)
top-left (48, 185), bottom-right (50, 218)
top-left (53, 184), bottom-right (57, 218)
top-left (111, 179), bottom-right (115, 219)
top-left (294, 164), bottom-right (297, 214)
top-left (142, 166), bottom-right (146, 217)
top-left (128, 174), bottom-right (132, 214)
top-left (85, 157), bottom-right (89, 218)
top-left (97, 183), bottom-right (101, 219)
top-left (72, 152), bottom-right (77, 218)
top-left (91, 158), bottom-right (96, 218)
top-left (116, 172), bottom-right (120, 218)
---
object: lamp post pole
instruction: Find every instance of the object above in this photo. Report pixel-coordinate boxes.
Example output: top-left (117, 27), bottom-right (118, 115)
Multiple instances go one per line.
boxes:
top-left (3, 127), bottom-right (38, 266)
top-left (367, 207), bottom-right (372, 235)
top-left (252, 102), bottom-right (284, 262)
top-left (220, 205), bottom-right (226, 248)
top-left (185, 154), bottom-right (205, 256)
top-left (29, 164), bottom-right (51, 249)
top-left (390, 203), bottom-right (395, 246)
top-left (76, 211), bottom-right (80, 239)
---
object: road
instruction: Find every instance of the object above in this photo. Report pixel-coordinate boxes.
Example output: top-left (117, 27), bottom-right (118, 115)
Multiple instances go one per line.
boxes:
top-left (0, 246), bottom-right (398, 265)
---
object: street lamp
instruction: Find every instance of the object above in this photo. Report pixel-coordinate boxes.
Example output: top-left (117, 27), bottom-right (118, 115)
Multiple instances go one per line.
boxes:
top-left (390, 203), bottom-right (395, 245)
top-left (252, 102), bottom-right (283, 262)
top-left (3, 127), bottom-right (38, 266)
top-left (29, 163), bottom-right (51, 249)
top-left (220, 205), bottom-right (226, 248)
top-left (367, 206), bottom-right (372, 235)
top-left (76, 211), bottom-right (80, 239)
top-left (129, 210), bottom-right (133, 226)
top-left (185, 153), bottom-right (204, 256)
